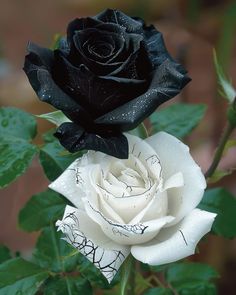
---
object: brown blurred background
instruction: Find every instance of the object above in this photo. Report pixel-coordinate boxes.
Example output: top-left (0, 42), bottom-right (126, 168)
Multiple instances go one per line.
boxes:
top-left (0, 0), bottom-right (236, 294)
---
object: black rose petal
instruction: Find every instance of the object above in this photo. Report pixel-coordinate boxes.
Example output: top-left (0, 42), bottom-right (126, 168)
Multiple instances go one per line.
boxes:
top-left (65, 62), bottom-right (147, 116)
top-left (55, 122), bottom-right (128, 158)
top-left (73, 29), bottom-right (124, 74)
top-left (67, 17), bottom-right (103, 45)
top-left (95, 22), bottom-right (126, 34)
top-left (52, 50), bottom-right (91, 111)
top-left (95, 59), bottom-right (191, 130)
top-left (26, 42), bottom-right (53, 69)
top-left (23, 44), bottom-right (92, 126)
top-left (73, 29), bottom-right (144, 77)
top-left (95, 9), bottom-right (143, 33)
top-left (110, 39), bottom-right (152, 79)
top-left (142, 25), bottom-right (171, 67)
top-left (57, 37), bottom-right (70, 55)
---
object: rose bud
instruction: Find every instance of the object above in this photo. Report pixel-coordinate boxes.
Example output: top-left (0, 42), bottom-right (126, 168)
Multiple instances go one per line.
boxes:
top-left (24, 9), bottom-right (191, 159)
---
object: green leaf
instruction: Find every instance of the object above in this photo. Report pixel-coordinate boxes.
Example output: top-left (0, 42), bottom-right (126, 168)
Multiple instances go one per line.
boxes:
top-left (18, 189), bottom-right (67, 232)
top-left (0, 107), bottom-right (38, 188)
top-left (39, 139), bottom-right (79, 181)
top-left (166, 262), bottom-right (218, 294)
top-left (213, 49), bottom-right (236, 103)
top-left (33, 225), bottom-right (79, 273)
top-left (37, 110), bottom-right (70, 127)
top-left (149, 103), bottom-right (207, 138)
top-left (179, 283), bottom-right (217, 295)
top-left (42, 129), bottom-right (57, 143)
top-left (143, 288), bottom-right (173, 295)
top-left (0, 257), bottom-right (49, 295)
top-left (0, 107), bottom-right (37, 140)
top-left (198, 188), bottom-right (236, 238)
top-left (0, 136), bottom-right (37, 188)
top-left (43, 276), bottom-right (92, 295)
top-left (0, 245), bottom-right (11, 263)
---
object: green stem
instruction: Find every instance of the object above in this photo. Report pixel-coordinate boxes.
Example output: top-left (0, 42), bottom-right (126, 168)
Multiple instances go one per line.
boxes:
top-left (141, 122), bottom-right (149, 139)
top-left (129, 258), bottom-right (136, 295)
top-left (205, 123), bottom-right (234, 178)
top-left (120, 255), bottom-right (135, 295)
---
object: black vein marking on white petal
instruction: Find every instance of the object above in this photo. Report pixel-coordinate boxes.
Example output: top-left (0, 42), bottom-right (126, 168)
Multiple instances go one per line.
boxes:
top-left (131, 144), bottom-right (136, 154)
top-left (88, 202), bottom-right (148, 234)
top-left (122, 171), bottom-right (136, 178)
top-left (67, 167), bottom-right (85, 185)
top-left (145, 155), bottom-right (162, 178)
top-left (112, 227), bottom-right (129, 237)
top-left (179, 230), bottom-right (188, 246)
top-left (75, 168), bottom-right (85, 185)
top-left (59, 211), bottom-right (126, 281)
top-left (116, 178), bottom-right (141, 193)
top-left (111, 171), bottom-right (153, 192)
top-left (97, 180), bottom-right (154, 199)
top-left (146, 155), bottom-right (160, 165)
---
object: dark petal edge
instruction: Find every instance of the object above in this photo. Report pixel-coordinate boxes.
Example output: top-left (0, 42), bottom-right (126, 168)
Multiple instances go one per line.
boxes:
top-left (55, 122), bottom-right (129, 159)
top-left (23, 44), bottom-right (85, 113)
top-left (143, 27), bottom-right (171, 67)
top-left (95, 59), bottom-right (191, 131)
top-left (95, 9), bottom-right (143, 33)
top-left (67, 17), bottom-right (103, 45)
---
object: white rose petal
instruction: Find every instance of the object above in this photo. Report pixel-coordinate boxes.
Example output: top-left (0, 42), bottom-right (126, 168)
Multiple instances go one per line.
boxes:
top-left (50, 132), bottom-right (215, 283)
top-left (146, 132), bottom-right (206, 225)
top-left (56, 205), bottom-right (130, 283)
top-left (131, 208), bottom-right (216, 265)
top-left (83, 199), bottom-right (174, 245)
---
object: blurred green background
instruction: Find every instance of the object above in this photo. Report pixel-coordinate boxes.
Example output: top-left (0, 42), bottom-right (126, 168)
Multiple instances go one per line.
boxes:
top-left (0, 1), bottom-right (235, 294)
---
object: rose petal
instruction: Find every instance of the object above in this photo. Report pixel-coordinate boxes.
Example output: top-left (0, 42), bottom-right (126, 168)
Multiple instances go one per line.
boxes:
top-left (131, 209), bottom-right (216, 265)
top-left (69, 64), bottom-right (146, 116)
top-left (130, 190), bottom-right (168, 224)
top-left (54, 122), bottom-right (129, 159)
top-left (145, 132), bottom-right (206, 224)
top-left (84, 200), bottom-right (173, 245)
top-left (95, 9), bottom-right (143, 33)
top-left (26, 42), bottom-right (53, 69)
top-left (48, 158), bottom-right (89, 209)
top-left (74, 28), bottom-right (125, 63)
top-left (95, 59), bottom-right (191, 131)
top-left (161, 172), bottom-right (184, 192)
top-left (98, 182), bottom-right (157, 223)
top-left (67, 17), bottom-right (103, 45)
top-left (142, 25), bottom-right (171, 67)
top-left (127, 133), bottom-right (162, 180)
top-left (23, 47), bottom-right (89, 120)
top-left (57, 205), bottom-right (130, 282)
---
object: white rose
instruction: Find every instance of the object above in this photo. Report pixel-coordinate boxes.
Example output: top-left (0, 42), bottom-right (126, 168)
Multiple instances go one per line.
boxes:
top-left (49, 132), bottom-right (216, 283)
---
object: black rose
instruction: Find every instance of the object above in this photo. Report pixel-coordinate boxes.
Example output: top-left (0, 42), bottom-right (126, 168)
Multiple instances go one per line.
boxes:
top-left (24, 8), bottom-right (190, 159)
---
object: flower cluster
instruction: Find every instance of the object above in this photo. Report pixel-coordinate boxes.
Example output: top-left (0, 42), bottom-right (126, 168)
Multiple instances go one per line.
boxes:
top-left (24, 9), bottom-right (216, 283)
